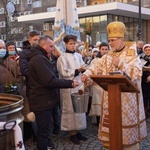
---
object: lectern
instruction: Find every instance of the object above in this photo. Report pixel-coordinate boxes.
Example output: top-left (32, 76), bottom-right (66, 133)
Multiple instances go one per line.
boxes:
top-left (90, 74), bottom-right (140, 150)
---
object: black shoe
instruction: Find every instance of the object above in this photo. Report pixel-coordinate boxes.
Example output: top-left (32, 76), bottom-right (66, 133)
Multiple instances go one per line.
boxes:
top-left (96, 116), bottom-right (100, 126)
top-left (76, 132), bottom-right (87, 141)
top-left (47, 140), bottom-right (55, 149)
top-left (53, 126), bottom-right (60, 135)
top-left (70, 135), bottom-right (80, 145)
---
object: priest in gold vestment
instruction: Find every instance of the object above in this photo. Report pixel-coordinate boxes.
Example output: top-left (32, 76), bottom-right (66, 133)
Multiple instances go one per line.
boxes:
top-left (82, 21), bottom-right (147, 150)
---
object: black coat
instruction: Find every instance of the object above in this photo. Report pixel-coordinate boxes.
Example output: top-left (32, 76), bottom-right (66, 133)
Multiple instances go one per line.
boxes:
top-left (142, 56), bottom-right (150, 100)
top-left (0, 80), bottom-right (4, 93)
top-left (27, 45), bottom-right (73, 112)
top-left (19, 40), bottom-right (31, 97)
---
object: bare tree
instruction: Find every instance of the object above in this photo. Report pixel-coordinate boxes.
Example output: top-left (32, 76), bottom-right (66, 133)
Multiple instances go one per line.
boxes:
top-left (0, 0), bottom-right (28, 42)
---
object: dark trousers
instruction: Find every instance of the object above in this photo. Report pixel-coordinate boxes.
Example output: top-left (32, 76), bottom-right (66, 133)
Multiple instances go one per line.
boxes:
top-left (35, 109), bottom-right (52, 150)
top-left (52, 105), bottom-right (60, 127)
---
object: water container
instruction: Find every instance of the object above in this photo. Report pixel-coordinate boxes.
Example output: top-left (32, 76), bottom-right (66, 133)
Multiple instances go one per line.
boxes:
top-left (0, 93), bottom-right (24, 124)
top-left (71, 86), bottom-right (89, 113)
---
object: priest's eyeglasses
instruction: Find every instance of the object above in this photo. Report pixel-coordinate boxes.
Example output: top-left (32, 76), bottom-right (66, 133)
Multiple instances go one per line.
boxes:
top-left (108, 38), bottom-right (120, 43)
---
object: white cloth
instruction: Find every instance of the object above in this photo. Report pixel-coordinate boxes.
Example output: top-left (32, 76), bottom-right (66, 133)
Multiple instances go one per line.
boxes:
top-left (83, 47), bottom-right (147, 146)
top-left (0, 121), bottom-right (25, 150)
top-left (54, 0), bottom-right (80, 53)
top-left (57, 52), bottom-right (87, 131)
top-left (89, 84), bottom-right (103, 116)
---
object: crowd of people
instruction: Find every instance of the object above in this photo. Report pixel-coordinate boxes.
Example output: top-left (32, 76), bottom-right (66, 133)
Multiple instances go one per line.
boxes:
top-left (0, 20), bottom-right (150, 150)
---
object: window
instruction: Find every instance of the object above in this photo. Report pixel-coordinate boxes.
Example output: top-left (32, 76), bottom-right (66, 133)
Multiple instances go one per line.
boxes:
top-left (39, 31), bottom-right (43, 36)
top-left (0, 21), bottom-right (6, 28)
top-left (47, 7), bottom-right (56, 12)
top-left (24, 11), bottom-right (32, 15)
top-left (11, 28), bottom-right (17, 34)
top-left (33, 1), bottom-right (42, 8)
top-left (16, 0), bottom-right (20, 4)
top-left (16, 41), bottom-right (23, 47)
top-left (1, 35), bottom-right (6, 41)
top-left (10, 16), bottom-right (15, 22)
top-left (43, 23), bottom-right (50, 31)
top-left (144, 0), bottom-right (150, 8)
top-left (11, 27), bottom-right (23, 34)
top-left (29, 26), bottom-right (33, 31)
top-left (0, 8), bottom-right (4, 14)
top-left (18, 27), bottom-right (23, 33)
top-left (11, 0), bottom-right (20, 4)
top-left (27, 0), bottom-right (32, 4)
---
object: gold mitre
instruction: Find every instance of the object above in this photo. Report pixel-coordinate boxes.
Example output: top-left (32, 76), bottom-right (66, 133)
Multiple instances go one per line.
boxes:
top-left (107, 21), bottom-right (126, 38)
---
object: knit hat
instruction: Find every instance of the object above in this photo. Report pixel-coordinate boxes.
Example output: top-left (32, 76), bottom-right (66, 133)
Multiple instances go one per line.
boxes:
top-left (143, 44), bottom-right (150, 50)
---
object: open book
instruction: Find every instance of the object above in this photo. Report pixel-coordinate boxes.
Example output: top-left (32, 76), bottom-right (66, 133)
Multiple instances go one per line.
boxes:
top-left (109, 70), bottom-right (131, 80)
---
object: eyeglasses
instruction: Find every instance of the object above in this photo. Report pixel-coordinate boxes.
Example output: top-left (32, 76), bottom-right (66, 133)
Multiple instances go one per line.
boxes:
top-left (108, 38), bottom-right (120, 43)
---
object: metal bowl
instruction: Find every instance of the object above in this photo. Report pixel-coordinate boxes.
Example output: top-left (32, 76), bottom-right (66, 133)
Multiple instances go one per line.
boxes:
top-left (0, 94), bottom-right (24, 124)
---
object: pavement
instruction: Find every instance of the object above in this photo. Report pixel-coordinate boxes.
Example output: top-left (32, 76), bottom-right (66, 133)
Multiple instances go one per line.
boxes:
top-left (25, 116), bottom-right (150, 150)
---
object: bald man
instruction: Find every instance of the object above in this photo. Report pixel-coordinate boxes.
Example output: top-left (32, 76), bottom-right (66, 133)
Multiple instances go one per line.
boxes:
top-left (27, 35), bottom-right (79, 150)
top-left (0, 39), bottom-right (5, 48)
top-left (137, 40), bottom-right (144, 56)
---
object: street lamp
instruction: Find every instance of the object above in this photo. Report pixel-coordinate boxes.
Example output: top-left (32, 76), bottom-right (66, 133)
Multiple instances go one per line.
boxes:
top-left (137, 0), bottom-right (142, 40)
top-left (5, 2), bottom-right (20, 42)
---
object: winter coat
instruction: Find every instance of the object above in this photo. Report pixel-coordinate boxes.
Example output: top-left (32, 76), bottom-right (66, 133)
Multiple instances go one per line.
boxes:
top-left (19, 40), bottom-right (31, 97)
top-left (0, 54), bottom-right (23, 94)
top-left (22, 40), bottom-right (31, 50)
top-left (0, 80), bottom-right (4, 93)
top-left (141, 56), bottom-right (150, 100)
top-left (27, 45), bottom-right (73, 112)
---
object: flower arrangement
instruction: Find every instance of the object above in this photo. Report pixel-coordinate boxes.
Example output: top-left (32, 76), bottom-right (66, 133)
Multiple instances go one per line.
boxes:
top-left (4, 81), bottom-right (18, 94)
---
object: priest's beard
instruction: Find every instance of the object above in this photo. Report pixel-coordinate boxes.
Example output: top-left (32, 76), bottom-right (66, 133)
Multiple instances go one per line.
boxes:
top-left (111, 47), bottom-right (118, 52)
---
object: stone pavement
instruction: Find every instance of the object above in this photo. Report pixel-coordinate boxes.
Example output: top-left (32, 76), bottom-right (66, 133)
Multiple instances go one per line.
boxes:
top-left (25, 116), bottom-right (150, 150)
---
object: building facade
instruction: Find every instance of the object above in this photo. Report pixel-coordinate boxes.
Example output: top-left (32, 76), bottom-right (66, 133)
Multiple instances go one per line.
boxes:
top-left (0, 0), bottom-right (150, 46)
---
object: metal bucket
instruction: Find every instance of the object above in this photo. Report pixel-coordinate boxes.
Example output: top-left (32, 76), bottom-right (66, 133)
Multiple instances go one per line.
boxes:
top-left (0, 93), bottom-right (24, 125)
top-left (71, 92), bottom-right (89, 113)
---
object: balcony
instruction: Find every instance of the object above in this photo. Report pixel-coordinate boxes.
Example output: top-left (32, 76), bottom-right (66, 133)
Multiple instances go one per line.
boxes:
top-left (82, 0), bottom-right (150, 8)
